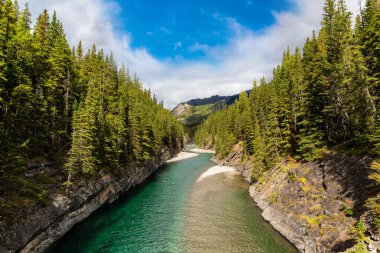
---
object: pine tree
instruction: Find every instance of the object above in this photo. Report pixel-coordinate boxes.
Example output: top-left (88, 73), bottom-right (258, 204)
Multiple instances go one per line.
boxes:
top-left (46, 20), bottom-right (73, 153)
top-left (65, 102), bottom-right (96, 176)
top-left (0, 3), bottom-right (185, 196)
top-left (0, 0), bottom-right (18, 110)
top-left (251, 119), bottom-right (266, 180)
top-left (275, 48), bottom-right (294, 155)
top-left (237, 91), bottom-right (254, 155)
top-left (360, 0), bottom-right (380, 101)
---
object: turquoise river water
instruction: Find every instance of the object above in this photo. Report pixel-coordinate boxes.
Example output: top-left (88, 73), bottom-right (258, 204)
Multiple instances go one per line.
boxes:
top-left (49, 151), bottom-right (296, 253)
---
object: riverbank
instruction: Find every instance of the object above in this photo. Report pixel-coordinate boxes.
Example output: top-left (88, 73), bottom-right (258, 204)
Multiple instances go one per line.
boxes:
top-left (196, 165), bottom-right (238, 182)
top-left (0, 146), bottom-right (181, 253)
top-left (208, 144), bottom-right (380, 253)
top-left (190, 148), bottom-right (216, 154)
top-left (48, 149), bottom-right (296, 253)
top-left (166, 152), bottom-right (198, 163)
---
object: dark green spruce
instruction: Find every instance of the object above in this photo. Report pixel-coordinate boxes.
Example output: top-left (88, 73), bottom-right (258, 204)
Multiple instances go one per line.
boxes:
top-left (195, 1), bottom-right (380, 250)
top-left (0, 0), bottom-right (184, 212)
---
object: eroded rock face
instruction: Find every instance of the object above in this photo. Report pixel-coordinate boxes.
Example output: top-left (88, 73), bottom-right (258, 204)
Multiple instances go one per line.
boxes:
top-left (214, 145), bottom-right (380, 253)
top-left (1, 148), bottom-right (178, 253)
top-left (172, 103), bottom-right (191, 123)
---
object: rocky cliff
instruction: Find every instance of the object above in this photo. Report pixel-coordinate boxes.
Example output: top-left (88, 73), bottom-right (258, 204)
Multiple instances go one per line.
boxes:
top-left (0, 146), bottom-right (179, 253)
top-left (172, 103), bottom-right (192, 124)
top-left (172, 91), bottom-right (250, 128)
top-left (213, 144), bottom-right (380, 253)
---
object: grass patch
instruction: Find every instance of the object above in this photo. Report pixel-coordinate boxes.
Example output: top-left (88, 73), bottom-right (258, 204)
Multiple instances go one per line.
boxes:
top-left (279, 165), bottom-right (289, 173)
top-left (345, 221), bottom-right (370, 253)
top-left (298, 177), bottom-right (308, 184)
top-left (344, 208), bottom-right (354, 217)
top-left (287, 157), bottom-right (300, 169)
top-left (257, 176), bottom-right (268, 185)
top-left (182, 103), bottom-right (217, 127)
top-left (303, 167), bottom-right (311, 174)
top-left (287, 171), bottom-right (297, 181)
top-left (309, 204), bottom-right (323, 212)
top-left (269, 191), bottom-right (279, 205)
top-left (301, 214), bottom-right (326, 229)
top-left (366, 195), bottom-right (380, 231)
top-left (301, 185), bottom-right (312, 194)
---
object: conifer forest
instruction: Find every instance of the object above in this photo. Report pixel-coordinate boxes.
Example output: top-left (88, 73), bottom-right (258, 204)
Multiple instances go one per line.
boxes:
top-left (1, 0), bottom-right (380, 252)
top-left (0, 0), bottom-right (184, 206)
top-left (196, 0), bottom-right (380, 178)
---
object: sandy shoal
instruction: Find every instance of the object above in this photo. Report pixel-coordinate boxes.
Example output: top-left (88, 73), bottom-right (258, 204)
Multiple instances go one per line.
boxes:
top-left (196, 165), bottom-right (239, 182)
top-left (166, 152), bottom-right (199, 163)
top-left (189, 148), bottom-right (216, 154)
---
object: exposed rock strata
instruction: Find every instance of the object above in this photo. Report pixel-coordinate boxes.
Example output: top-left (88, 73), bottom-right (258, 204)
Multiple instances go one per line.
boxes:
top-left (1, 147), bottom-right (179, 253)
top-left (212, 144), bottom-right (380, 253)
top-left (172, 103), bottom-right (191, 124)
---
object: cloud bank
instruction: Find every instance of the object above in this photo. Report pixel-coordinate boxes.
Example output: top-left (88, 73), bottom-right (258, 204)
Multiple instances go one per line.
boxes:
top-left (21, 0), bottom-right (363, 108)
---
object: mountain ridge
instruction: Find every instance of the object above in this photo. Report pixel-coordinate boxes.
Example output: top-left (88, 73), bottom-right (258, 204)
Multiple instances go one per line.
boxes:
top-left (172, 91), bottom-right (250, 128)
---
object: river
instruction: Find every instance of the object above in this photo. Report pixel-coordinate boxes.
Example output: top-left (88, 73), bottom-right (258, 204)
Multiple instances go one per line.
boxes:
top-left (48, 151), bottom-right (296, 253)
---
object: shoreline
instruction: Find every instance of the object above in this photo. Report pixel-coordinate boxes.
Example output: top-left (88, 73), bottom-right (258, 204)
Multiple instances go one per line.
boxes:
top-left (166, 152), bottom-right (199, 163)
top-left (210, 146), bottom-right (380, 253)
top-left (196, 165), bottom-right (238, 182)
top-left (4, 148), bottom-right (180, 253)
top-left (189, 148), bottom-right (216, 154)
top-left (210, 155), bottom-right (302, 252)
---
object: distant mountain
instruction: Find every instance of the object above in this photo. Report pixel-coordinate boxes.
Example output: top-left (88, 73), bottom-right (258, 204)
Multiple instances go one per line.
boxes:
top-left (172, 91), bottom-right (250, 128)
top-left (187, 95), bottom-right (229, 106)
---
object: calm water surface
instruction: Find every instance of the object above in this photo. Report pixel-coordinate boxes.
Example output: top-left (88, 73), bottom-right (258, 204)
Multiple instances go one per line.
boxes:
top-left (49, 151), bottom-right (296, 253)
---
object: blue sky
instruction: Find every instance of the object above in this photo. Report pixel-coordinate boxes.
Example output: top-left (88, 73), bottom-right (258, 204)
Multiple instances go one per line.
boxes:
top-left (23, 0), bottom-right (362, 108)
top-left (117, 0), bottom-right (293, 60)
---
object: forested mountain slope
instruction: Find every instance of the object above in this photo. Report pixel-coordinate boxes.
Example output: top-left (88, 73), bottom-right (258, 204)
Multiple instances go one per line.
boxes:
top-left (0, 1), bottom-right (184, 251)
top-left (172, 91), bottom-right (249, 128)
top-left (196, 0), bottom-right (380, 252)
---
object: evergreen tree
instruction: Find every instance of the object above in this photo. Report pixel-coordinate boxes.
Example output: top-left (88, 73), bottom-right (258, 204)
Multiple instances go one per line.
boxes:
top-left (0, 2), bottom-right (184, 194)
top-left (360, 0), bottom-right (380, 101)
top-left (65, 102), bottom-right (96, 177)
top-left (237, 91), bottom-right (254, 155)
top-left (196, 0), bottom-right (380, 169)
top-left (251, 119), bottom-right (265, 180)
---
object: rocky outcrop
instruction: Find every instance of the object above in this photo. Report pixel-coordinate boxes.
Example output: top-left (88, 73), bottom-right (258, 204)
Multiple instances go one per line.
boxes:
top-left (0, 147), bottom-right (179, 253)
top-left (212, 144), bottom-right (380, 253)
top-left (212, 143), bottom-right (252, 182)
top-left (172, 103), bottom-right (191, 124)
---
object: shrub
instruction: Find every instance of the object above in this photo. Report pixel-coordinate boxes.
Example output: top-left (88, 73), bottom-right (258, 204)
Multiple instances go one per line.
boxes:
top-left (269, 192), bottom-right (279, 205)
top-left (344, 208), bottom-right (354, 217)
top-left (298, 177), bottom-right (308, 184)
top-left (345, 221), bottom-right (369, 253)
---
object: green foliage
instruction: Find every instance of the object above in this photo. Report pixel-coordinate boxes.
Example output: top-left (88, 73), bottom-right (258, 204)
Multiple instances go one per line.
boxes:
top-left (269, 191), bottom-right (279, 205)
top-left (367, 162), bottom-right (380, 232)
top-left (373, 218), bottom-right (380, 230)
top-left (301, 214), bottom-right (326, 230)
top-left (371, 113), bottom-right (380, 156)
top-left (298, 177), bottom-right (308, 184)
top-left (369, 160), bottom-right (380, 185)
top-left (336, 137), bottom-right (373, 155)
top-left (0, 1), bottom-right (184, 197)
top-left (287, 171), bottom-right (297, 182)
top-left (344, 208), bottom-right (354, 217)
top-left (345, 221), bottom-right (370, 253)
top-left (195, 0), bottom-right (380, 182)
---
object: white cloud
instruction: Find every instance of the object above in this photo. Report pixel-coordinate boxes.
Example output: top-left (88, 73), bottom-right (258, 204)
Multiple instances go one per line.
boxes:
top-left (20, 0), bottom-right (364, 108)
top-left (174, 41), bottom-right (182, 51)
top-left (188, 43), bottom-right (211, 54)
top-left (159, 26), bottom-right (171, 35)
